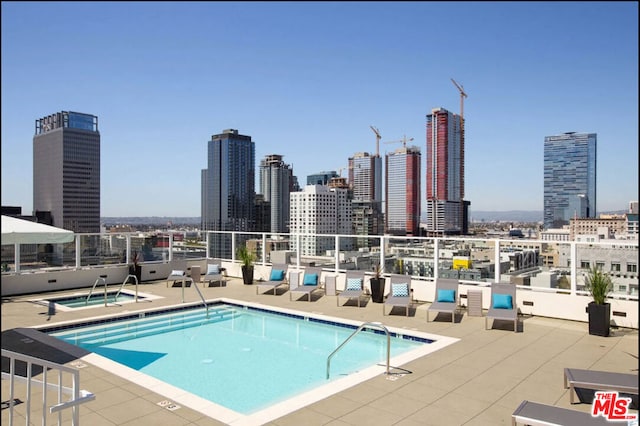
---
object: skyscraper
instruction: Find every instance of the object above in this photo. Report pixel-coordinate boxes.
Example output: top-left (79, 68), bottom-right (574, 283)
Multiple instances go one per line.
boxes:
top-left (259, 154), bottom-right (292, 233)
top-left (348, 151), bottom-right (384, 246)
top-left (201, 129), bottom-right (255, 257)
top-left (385, 146), bottom-right (421, 236)
top-left (425, 107), bottom-right (468, 235)
top-left (33, 111), bottom-right (100, 233)
top-left (307, 171), bottom-right (338, 186)
top-left (543, 132), bottom-right (597, 229)
top-left (289, 185), bottom-right (353, 256)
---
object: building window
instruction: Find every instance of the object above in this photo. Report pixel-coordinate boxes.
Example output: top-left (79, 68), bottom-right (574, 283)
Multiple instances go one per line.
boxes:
top-left (627, 264), bottom-right (637, 273)
top-left (595, 262), bottom-right (605, 270)
top-left (611, 263), bottom-right (621, 272)
top-left (580, 261), bottom-right (590, 269)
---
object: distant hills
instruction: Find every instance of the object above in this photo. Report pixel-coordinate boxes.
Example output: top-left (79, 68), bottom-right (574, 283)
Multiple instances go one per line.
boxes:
top-left (467, 210), bottom-right (543, 222)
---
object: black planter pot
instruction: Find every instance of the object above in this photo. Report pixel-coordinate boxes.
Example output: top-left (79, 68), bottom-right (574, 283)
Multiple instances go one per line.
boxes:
top-left (588, 302), bottom-right (611, 337)
top-left (370, 278), bottom-right (386, 303)
top-left (241, 265), bottom-right (254, 285)
top-left (128, 265), bottom-right (142, 284)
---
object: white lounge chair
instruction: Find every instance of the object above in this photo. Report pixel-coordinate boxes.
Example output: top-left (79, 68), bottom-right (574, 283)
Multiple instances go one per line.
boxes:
top-left (336, 270), bottom-right (367, 307)
top-left (203, 261), bottom-right (225, 287)
top-left (383, 274), bottom-right (412, 316)
top-left (427, 278), bottom-right (460, 323)
top-left (289, 266), bottom-right (323, 302)
top-left (256, 264), bottom-right (289, 295)
top-left (486, 283), bottom-right (518, 332)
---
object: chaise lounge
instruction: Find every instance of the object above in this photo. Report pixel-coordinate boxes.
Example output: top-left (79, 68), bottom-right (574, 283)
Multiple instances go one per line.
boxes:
top-left (486, 282), bottom-right (518, 332)
top-left (383, 274), bottom-right (412, 316)
top-left (256, 264), bottom-right (289, 295)
top-left (564, 367), bottom-right (638, 407)
top-left (336, 270), bottom-right (367, 307)
top-left (427, 278), bottom-right (460, 323)
top-left (512, 400), bottom-right (610, 425)
top-left (289, 266), bottom-right (323, 302)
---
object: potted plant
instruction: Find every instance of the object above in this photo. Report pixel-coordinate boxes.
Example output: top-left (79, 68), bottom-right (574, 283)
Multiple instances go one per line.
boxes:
top-left (129, 250), bottom-right (143, 284)
top-left (584, 266), bottom-right (614, 337)
top-left (369, 263), bottom-right (386, 303)
top-left (236, 244), bottom-right (256, 285)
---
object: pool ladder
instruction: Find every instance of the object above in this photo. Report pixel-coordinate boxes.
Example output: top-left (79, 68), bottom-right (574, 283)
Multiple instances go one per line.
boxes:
top-left (86, 274), bottom-right (140, 306)
top-left (326, 321), bottom-right (390, 379)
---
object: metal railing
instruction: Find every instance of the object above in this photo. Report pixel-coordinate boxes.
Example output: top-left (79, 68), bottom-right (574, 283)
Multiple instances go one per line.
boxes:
top-left (326, 321), bottom-right (390, 379)
top-left (1, 348), bottom-right (95, 426)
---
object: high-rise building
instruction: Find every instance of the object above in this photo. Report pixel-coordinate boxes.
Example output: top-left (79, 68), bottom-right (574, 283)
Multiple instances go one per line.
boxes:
top-left (289, 185), bottom-right (353, 256)
top-left (33, 111), bottom-right (100, 233)
top-left (307, 171), bottom-right (338, 186)
top-left (348, 152), bottom-right (384, 247)
top-left (425, 107), bottom-right (469, 235)
top-left (201, 129), bottom-right (255, 258)
top-left (259, 154), bottom-right (292, 233)
top-left (543, 132), bottom-right (597, 229)
top-left (385, 146), bottom-right (421, 236)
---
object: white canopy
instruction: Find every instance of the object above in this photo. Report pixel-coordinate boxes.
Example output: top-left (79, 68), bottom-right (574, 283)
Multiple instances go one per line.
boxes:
top-left (1, 215), bottom-right (75, 245)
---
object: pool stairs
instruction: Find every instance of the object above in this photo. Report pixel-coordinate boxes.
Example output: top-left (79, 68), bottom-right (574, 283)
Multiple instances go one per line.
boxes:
top-left (51, 306), bottom-right (241, 346)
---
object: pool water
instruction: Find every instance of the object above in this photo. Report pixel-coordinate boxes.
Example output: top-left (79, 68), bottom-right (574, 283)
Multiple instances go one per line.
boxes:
top-left (50, 291), bottom-right (139, 308)
top-left (48, 303), bottom-right (428, 414)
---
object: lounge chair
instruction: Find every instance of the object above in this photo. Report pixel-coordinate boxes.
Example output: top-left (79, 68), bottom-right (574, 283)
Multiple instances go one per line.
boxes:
top-left (289, 266), bottom-right (323, 302)
top-left (512, 400), bottom-right (610, 426)
top-left (427, 278), bottom-right (460, 323)
top-left (203, 261), bottom-right (225, 287)
top-left (166, 260), bottom-right (192, 288)
top-left (256, 264), bottom-right (289, 295)
top-left (383, 274), bottom-right (412, 316)
top-left (485, 282), bottom-right (518, 332)
top-left (564, 367), bottom-right (638, 407)
top-left (336, 270), bottom-right (367, 307)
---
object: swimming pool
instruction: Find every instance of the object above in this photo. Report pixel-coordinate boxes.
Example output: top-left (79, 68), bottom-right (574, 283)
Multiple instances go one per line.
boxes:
top-left (32, 289), bottom-right (162, 311)
top-left (42, 298), bottom-right (458, 425)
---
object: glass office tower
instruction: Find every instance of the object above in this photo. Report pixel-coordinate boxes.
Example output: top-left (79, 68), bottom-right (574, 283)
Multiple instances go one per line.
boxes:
top-left (33, 111), bottom-right (100, 233)
top-left (543, 132), bottom-right (597, 229)
top-left (385, 146), bottom-right (421, 236)
top-left (201, 129), bottom-right (255, 258)
top-left (259, 154), bottom-right (292, 233)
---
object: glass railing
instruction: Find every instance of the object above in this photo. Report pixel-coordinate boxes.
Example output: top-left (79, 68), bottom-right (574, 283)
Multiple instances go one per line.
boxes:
top-left (2, 230), bottom-right (638, 299)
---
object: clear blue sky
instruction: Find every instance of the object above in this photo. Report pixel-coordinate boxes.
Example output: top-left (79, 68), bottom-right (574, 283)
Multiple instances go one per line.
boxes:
top-left (2, 1), bottom-right (638, 217)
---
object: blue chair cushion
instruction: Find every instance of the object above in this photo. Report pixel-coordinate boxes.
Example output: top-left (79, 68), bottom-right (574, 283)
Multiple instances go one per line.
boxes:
top-left (492, 293), bottom-right (513, 309)
top-left (437, 289), bottom-right (456, 303)
top-left (207, 264), bottom-right (220, 275)
top-left (346, 278), bottom-right (362, 291)
top-left (391, 283), bottom-right (409, 297)
top-left (270, 269), bottom-right (285, 281)
top-left (303, 273), bottom-right (318, 286)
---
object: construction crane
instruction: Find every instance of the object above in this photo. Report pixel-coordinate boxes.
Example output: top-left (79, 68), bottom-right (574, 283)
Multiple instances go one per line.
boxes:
top-left (450, 78), bottom-right (467, 119)
top-left (370, 126), bottom-right (381, 156)
top-left (383, 135), bottom-right (414, 148)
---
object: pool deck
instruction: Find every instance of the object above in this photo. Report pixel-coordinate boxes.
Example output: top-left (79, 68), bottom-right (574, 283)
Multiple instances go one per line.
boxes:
top-left (2, 277), bottom-right (638, 425)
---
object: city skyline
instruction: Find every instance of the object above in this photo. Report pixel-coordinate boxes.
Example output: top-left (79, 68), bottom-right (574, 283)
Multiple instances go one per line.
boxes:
top-left (2, 2), bottom-right (638, 217)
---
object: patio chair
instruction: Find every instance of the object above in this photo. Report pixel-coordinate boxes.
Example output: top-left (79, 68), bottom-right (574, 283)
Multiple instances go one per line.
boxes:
top-left (383, 274), bottom-right (412, 316)
top-left (564, 367), bottom-right (638, 407)
top-left (166, 260), bottom-right (191, 288)
top-left (485, 282), bottom-right (518, 332)
top-left (203, 261), bottom-right (225, 287)
top-left (336, 270), bottom-right (367, 307)
top-left (427, 278), bottom-right (460, 323)
top-left (289, 266), bottom-right (323, 302)
top-left (512, 400), bottom-right (610, 426)
top-left (256, 264), bottom-right (289, 295)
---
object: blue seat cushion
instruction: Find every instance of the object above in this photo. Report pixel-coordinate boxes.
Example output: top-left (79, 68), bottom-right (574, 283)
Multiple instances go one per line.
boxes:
top-left (492, 293), bottom-right (513, 309)
top-left (270, 269), bottom-right (285, 281)
top-left (437, 289), bottom-right (456, 303)
top-left (391, 283), bottom-right (409, 297)
top-left (346, 278), bottom-right (362, 291)
top-left (303, 273), bottom-right (318, 286)
top-left (207, 264), bottom-right (220, 275)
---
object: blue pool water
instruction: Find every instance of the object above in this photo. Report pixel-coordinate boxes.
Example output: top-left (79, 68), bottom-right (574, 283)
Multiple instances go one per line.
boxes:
top-left (47, 291), bottom-right (140, 308)
top-left (47, 303), bottom-right (429, 414)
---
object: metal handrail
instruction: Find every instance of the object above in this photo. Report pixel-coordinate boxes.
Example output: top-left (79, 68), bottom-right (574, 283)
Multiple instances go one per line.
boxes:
top-left (179, 276), bottom-right (209, 317)
top-left (115, 274), bottom-right (139, 302)
top-left (326, 321), bottom-right (390, 379)
top-left (86, 277), bottom-right (107, 306)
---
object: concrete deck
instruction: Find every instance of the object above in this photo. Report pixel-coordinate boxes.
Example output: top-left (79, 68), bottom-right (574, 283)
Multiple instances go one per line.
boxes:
top-left (2, 277), bottom-right (638, 425)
